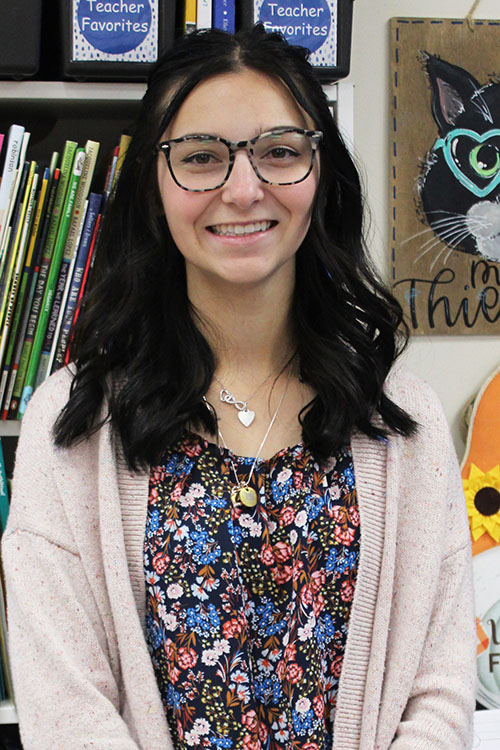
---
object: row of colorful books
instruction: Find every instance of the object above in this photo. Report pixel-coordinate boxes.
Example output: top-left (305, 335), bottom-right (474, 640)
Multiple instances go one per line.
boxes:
top-left (0, 124), bottom-right (129, 421)
top-left (185, 0), bottom-right (235, 33)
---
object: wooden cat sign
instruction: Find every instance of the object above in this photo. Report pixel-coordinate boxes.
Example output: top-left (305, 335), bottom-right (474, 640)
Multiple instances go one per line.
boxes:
top-left (390, 18), bottom-right (500, 335)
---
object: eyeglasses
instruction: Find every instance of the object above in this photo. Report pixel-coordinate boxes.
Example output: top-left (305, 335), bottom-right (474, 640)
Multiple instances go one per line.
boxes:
top-left (155, 127), bottom-right (323, 192)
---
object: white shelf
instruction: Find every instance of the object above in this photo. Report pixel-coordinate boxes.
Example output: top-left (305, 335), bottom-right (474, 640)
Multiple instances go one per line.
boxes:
top-left (0, 421), bottom-right (21, 436)
top-left (0, 81), bottom-right (146, 102)
top-left (0, 698), bottom-right (17, 724)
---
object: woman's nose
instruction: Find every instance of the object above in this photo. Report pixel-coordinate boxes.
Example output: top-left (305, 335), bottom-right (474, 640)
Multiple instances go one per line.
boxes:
top-left (220, 150), bottom-right (265, 207)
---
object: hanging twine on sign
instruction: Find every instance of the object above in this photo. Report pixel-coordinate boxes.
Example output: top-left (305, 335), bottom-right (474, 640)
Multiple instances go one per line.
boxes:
top-left (466, 0), bottom-right (482, 30)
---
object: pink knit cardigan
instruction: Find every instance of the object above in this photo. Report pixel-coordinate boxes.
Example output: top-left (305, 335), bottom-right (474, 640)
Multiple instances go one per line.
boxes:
top-left (2, 365), bottom-right (476, 749)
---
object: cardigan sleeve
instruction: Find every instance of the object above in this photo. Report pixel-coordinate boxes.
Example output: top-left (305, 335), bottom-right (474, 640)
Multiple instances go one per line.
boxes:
top-left (389, 426), bottom-right (476, 749)
top-left (2, 532), bottom-right (142, 750)
top-left (1, 375), bottom-right (142, 750)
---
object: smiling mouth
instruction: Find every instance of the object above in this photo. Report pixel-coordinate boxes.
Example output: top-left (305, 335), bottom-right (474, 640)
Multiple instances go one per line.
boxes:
top-left (208, 220), bottom-right (277, 236)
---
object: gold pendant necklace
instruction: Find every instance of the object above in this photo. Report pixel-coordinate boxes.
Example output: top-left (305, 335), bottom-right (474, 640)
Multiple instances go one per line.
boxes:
top-left (203, 366), bottom-right (292, 509)
top-left (230, 485), bottom-right (258, 508)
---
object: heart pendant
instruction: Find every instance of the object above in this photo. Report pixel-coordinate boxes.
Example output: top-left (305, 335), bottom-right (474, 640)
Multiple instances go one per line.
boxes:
top-left (238, 408), bottom-right (255, 427)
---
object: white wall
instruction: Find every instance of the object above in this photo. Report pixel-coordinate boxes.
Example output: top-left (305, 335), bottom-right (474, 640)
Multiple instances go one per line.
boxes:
top-left (348, 0), bottom-right (500, 455)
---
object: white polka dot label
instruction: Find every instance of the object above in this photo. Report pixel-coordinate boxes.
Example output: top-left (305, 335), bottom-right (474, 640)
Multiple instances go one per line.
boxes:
top-left (60, 0), bottom-right (175, 80)
top-left (74, 0), bottom-right (156, 61)
top-left (239, 0), bottom-right (354, 81)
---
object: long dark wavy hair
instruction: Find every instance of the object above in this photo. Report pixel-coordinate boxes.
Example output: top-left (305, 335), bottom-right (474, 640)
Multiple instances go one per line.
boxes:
top-left (54, 25), bottom-right (416, 469)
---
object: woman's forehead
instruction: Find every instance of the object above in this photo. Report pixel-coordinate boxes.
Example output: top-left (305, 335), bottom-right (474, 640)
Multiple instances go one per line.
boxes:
top-left (163, 69), bottom-right (314, 139)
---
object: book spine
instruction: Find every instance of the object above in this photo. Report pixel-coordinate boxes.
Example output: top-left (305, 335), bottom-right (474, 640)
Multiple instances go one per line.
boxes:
top-left (12, 140), bottom-right (77, 417)
top-left (61, 140), bottom-right (99, 266)
top-left (213, 0), bottom-right (235, 32)
top-left (0, 563), bottom-right (13, 699)
top-left (196, 0), bottom-right (212, 29)
top-left (65, 211), bottom-right (102, 363)
top-left (0, 162), bottom-right (37, 336)
top-left (0, 169), bottom-right (39, 377)
top-left (0, 438), bottom-right (8, 532)
top-left (6, 169), bottom-right (61, 419)
top-left (104, 146), bottom-right (119, 197)
top-left (111, 134), bottom-right (131, 194)
top-left (185, 0), bottom-right (196, 32)
top-left (52, 192), bottom-right (102, 372)
top-left (36, 140), bottom-right (98, 386)
top-left (19, 148), bottom-right (85, 415)
top-left (46, 202), bottom-right (88, 376)
top-left (0, 161), bottom-right (31, 319)
top-left (0, 124), bottom-right (25, 252)
top-left (0, 168), bottom-right (50, 413)
top-left (0, 132), bottom-right (31, 262)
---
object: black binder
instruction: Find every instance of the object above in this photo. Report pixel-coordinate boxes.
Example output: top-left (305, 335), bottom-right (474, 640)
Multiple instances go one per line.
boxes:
top-left (0, 1), bottom-right (42, 79)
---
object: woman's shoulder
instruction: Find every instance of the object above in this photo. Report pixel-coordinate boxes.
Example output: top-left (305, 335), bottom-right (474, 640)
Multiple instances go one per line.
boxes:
top-left (20, 366), bottom-right (75, 432)
top-left (385, 362), bottom-right (452, 438)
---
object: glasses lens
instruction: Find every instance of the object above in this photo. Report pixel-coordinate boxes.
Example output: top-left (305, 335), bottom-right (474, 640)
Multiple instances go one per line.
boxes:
top-left (168, 137), bottom-right (229, 190)
top-left (253, 131), bottom-right (314, 184)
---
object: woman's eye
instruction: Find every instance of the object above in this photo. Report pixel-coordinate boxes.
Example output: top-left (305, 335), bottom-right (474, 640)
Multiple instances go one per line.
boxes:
top-left (263, 147), bottom-right (299, 160)
top-left (182, 152), bottom-right (221, 166)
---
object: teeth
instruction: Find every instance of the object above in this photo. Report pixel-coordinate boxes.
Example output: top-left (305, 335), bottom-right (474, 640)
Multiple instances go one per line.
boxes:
top-left (210, 221), bottom-right (273, 236)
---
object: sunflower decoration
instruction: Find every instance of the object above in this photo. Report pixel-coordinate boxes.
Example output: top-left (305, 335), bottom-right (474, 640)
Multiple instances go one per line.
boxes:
top-left (463, 464), bottom-right (500, 544)
top-left (461, 365), bottom-right (500, 557)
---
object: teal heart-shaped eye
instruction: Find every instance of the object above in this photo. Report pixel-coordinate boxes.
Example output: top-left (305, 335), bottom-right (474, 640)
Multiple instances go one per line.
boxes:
top-left (470, 142), bottom-right (500, 177)
top-left (433, 128), bottom-right (500, 198)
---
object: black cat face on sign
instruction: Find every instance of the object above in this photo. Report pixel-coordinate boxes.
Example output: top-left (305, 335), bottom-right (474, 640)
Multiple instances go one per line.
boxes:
top-left (418, 54), bottom-right (500, 264)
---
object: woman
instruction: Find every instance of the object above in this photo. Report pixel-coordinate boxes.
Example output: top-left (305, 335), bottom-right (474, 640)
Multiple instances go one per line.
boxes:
top-left (3, 26), bottom-right (475, 750)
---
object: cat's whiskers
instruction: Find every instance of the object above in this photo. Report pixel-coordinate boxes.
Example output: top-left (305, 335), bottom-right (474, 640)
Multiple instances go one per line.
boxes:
top-left (415, 220), bottom-right (473, 266)
top-left (427, 225), bottom-right (474, 269)
top-left (400, 213), bottom-right (469, 246)
top-left (416, 217), bottom-right (468, 252)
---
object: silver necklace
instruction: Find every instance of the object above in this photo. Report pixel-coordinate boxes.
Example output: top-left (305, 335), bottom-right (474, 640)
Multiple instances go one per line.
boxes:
top-left (203, 367), bottom-right (292, 508)
top-left (214, 374), bottom-right (272, 428)
top-left (214, 356), bottom-right (295, 428)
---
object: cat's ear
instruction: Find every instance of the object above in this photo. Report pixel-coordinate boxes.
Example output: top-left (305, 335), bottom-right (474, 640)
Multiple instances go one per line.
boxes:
top-left (421, 53), bottom-right (481, 134)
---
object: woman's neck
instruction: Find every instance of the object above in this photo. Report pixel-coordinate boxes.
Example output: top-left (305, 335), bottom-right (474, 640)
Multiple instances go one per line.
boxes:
top-left (189, 278), bottom-right (296, 383)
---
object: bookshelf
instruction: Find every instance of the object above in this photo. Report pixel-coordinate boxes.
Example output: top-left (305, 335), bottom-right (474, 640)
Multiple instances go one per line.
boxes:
top-left (0, 698), bottom-right (16, 724)
top-left (0, 78), bottom-right (353, 729)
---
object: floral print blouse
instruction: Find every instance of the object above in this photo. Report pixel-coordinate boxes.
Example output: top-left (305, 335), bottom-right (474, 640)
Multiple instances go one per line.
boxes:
top-left (144, 433), bottom-right (360, 750)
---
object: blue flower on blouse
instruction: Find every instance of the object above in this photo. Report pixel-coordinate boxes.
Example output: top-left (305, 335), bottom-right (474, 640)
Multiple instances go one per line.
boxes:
top-left (344, 466), bottom-right (355, 487)
top-left (322, 612), bottom-right (336, 640)
top-left (146, 509), bottom-right (160, 537)
top-left (306, 492), bottom-right (325, 520)
top-left (185, 603), bottom-right (220, 634)
top-left (207, 494), bottom-right (227, 509)
top-left (271, 477), bottom-right (292, 502)
top-left (292, 708), bottom-right (314, 734)
top-left (325, 548), bottom-right (337, 573)
top-left (166, 683), bottom-right (183, 710)
top-left (165, 454), bottom-right (180, 474)
top-left (227, 517), bottom-right (243, 545)
top-left (254, 675), bottom-right (282, 705)
top-left (345, 549), bottom-right (357, 570)
top-left (212, 738), bottom-right (233, 748)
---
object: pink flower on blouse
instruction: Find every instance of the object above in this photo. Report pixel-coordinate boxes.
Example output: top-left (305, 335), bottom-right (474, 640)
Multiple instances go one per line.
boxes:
top-left (177, 647), bottom-right (198, 670)
top-left (286, 662), bottom-right (303, 684)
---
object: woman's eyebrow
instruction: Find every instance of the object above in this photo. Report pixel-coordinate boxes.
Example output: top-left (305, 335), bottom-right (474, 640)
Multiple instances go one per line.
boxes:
top-left (167, 124), bottom-right (306, 140)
